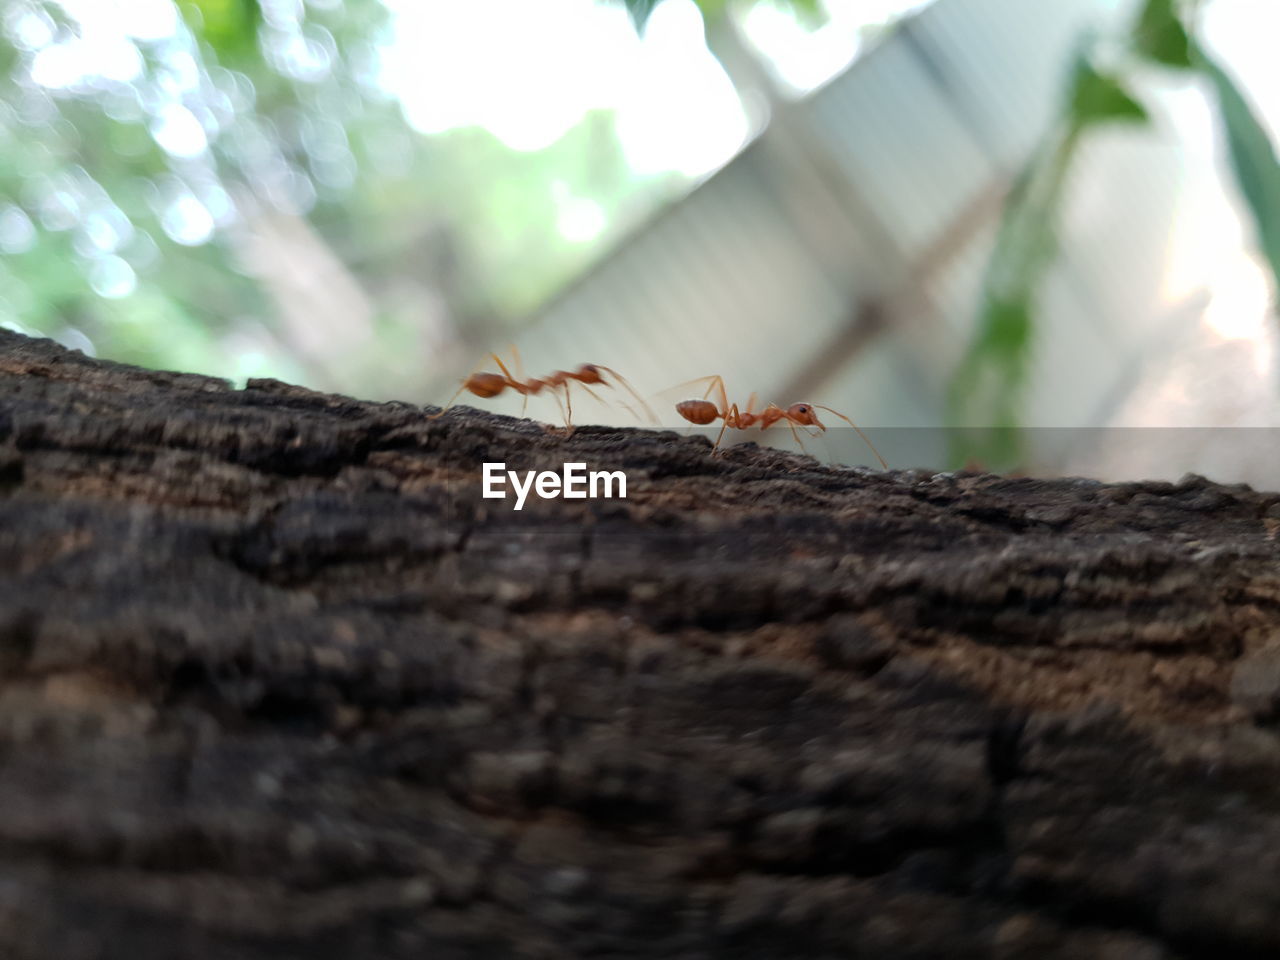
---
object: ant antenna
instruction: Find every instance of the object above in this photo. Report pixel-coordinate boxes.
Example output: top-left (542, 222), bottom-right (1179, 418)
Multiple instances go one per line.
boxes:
top-left (594, 365), bottom-right (657, 424)
top-left (809, 404), bottom-right (888, 470)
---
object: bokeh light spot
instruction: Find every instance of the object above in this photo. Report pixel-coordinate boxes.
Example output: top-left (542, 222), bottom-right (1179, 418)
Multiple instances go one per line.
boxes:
top-left (88, 255), bottom-right (138, 298)
top-left (0, 205), bottom-right (37, 254)
top-left (161, 192), bottom-right (214, 245)
top-left (151, 103), bottom-right (210, 157)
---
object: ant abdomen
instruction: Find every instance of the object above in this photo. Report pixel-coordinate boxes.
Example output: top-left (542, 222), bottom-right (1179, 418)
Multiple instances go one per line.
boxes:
top-left (676, 400), bottom-right (719, 425)
top-left (464, 373), bottom-right (507, 399)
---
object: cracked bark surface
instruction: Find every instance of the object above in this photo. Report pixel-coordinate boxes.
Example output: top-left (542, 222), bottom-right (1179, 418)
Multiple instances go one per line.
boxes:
top-left (3, 328), bottom-right (1280, 959)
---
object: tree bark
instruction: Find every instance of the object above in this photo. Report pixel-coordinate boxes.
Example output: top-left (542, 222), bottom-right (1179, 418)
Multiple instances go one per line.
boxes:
top-left (2, 329), bottom-right (1280, 959)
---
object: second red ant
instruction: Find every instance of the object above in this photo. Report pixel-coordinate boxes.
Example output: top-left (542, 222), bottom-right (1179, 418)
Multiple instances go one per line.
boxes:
top-left (672, 374), bottom-right (888, 468)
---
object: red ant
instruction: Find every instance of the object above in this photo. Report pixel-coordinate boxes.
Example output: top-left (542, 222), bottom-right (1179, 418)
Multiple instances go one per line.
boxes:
top-left (672, 375), bottom-right (888, 469)
top-left (431, 348), bottom-right (654, 428)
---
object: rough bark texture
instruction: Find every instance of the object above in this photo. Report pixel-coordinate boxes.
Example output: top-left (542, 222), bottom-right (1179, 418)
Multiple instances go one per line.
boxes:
top-left (3, 328), bottom-right (1280, 959)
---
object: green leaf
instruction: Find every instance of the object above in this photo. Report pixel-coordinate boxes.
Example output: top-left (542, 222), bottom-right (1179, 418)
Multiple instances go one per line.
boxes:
top-left (1195, 45), bottom-right (1280, 303)
top-left (1133, 0), bottom-right (1193, 69)
top-left (1068, 56), bottom-right (1149, 128)
top-left (947, 123), bottom-right (1084, 468)
top-left (782, 0), bottom-right (826, 28)
top-left (181, 0), bottom-right (262, 64)
top-left (622, 0), bottom-right (662, 33)
top-left (693, 0), bottom-right (731, 20)
top-left (977, 295), bottom-right (1034, 363)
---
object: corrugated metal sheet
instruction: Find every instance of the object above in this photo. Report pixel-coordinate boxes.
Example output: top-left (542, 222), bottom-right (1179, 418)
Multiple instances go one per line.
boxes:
top-left (907, 0), bottom-right (1136, 167)
top-left (804, 31), bottom-right (995, 262)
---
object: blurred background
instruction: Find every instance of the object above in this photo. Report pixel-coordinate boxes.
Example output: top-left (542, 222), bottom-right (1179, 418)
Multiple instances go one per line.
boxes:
top-left (1, 0), bottom-right (1277, 482)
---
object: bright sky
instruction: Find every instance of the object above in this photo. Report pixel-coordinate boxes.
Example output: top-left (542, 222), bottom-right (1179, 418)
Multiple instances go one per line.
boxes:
top-left (377, 0), bottom-right (937, 178)
top-left (375, 0), bottom-right (936, 246)
top-left (377, 0), bottom-right (748, 175)
top-left (740, 0), bottom-right (934, 93)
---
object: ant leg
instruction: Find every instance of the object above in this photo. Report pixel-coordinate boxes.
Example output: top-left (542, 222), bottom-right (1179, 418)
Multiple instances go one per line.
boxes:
top-left (576, 381), bottom-right (606, 406)
top-left (711, 419), bottom-right (729, 453)
top-left (524, 375), bottom-right (569, 433)
top-left (708, 376), bottom-right (729, 416)
top-left (759, 406), bottom-right (808, 454)
top-left (658, 375), bottom-right (729, 429)
top-left (571, 379), bottom-right (643, 424)
top-left (787, 419), bottom-right (809, 455)
top-left (577, 379), bottom-right (645, 423)
top-left (490, 353), bottom-right (521, 388)
top-left (664, 374), bottom-right (728, 409)
top-left (711, 402), bottom-right (742, 455)
top-left (540, 382), bottom-right (568, 432)
top-left (489, 352), bottom-right (536, 419)
top-left (508, 345), bottom-right (531, 416)
top-left (428, 355), bottom-right (489, 419)
top-left (427, 383), bottom-right (470, 420)
top-left (666, 374), bottom-right (724, 397)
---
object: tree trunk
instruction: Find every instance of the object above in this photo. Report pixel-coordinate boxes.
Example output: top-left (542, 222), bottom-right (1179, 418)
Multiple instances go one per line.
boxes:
top-left (2, 329), bottom-right (1279, 959)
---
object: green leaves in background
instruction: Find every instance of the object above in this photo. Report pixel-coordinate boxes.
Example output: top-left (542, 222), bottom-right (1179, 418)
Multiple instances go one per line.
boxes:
top-left (1133, 0), bottom-right (1193, 69)
top-left (1131, 0), bottom-right (1280, 308)
top-left (1194, 45), bottom-right (1280, 314)
top-left (1129, 1), bottom-right (1280, 304)
top-left (951, 0), bottom-right (1280, 470)
top-left (948, 295), bottom-right (1035, 469)
top-left (947, 145), bottom-right (1062, 469)
top-left (951, 52), bottom-right (1151, 469)
top-left (180, 0), bottom-right (262, 64)
top-left (1128, 0), bottom-right (1280, 354)
top-left (622, 0), bottom-right (663, 32)
top-left (1068, 56), bottom-right (1148, 129)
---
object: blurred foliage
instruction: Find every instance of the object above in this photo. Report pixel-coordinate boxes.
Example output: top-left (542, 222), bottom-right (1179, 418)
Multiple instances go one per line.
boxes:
top-left (1133, 0), bottom-right (1191, 68)
top-left (950, 0), bottom-right (1280, 469)
top-left (948, 57), bottom-right (1147, 468)
top-left (0, 0), bottom-right (670, 396)
top-left (183, 0), bottom-right (263, 63)
top-left (0, 0), bottom-right (396, 385)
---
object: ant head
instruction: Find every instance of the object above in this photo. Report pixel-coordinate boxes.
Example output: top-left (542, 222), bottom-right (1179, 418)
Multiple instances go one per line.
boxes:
top-left (787, 403), bottom-right (825, 430)
top-left (676, 399), bottom-right (720, 425)
top-left (576, 363), bottom-right (604, 384)
top-left (465, 372), bottom-right (507, 398)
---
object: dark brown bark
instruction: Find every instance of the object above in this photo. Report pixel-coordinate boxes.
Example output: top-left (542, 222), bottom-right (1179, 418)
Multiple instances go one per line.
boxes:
top-left (2, 328), bottom-right (1280, 959)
